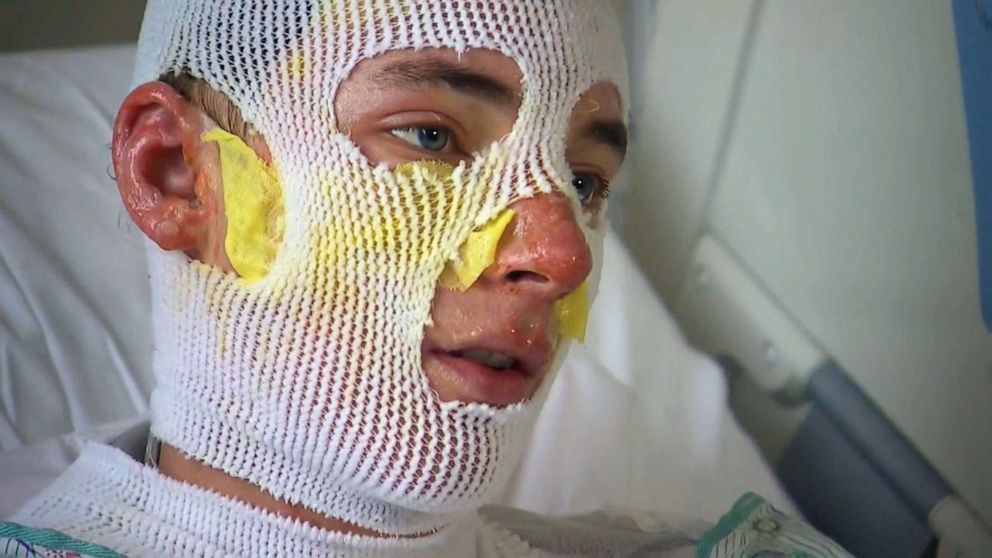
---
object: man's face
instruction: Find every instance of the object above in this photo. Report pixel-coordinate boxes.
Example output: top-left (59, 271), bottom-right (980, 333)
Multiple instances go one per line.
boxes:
top-left (331, 48), bottom-right (626, 406)
top-left (116, 0), bottom-right (629, 520)
top-left (124, 47), bottom-right (626, 409)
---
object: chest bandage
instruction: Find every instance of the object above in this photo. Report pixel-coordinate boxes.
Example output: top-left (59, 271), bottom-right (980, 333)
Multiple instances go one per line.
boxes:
top-left (136, 0), bottom-right (627, 535)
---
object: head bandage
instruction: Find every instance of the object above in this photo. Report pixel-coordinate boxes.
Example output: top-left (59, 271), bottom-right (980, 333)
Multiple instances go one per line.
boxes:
top-left (136, 0), bottom-right (627, 535)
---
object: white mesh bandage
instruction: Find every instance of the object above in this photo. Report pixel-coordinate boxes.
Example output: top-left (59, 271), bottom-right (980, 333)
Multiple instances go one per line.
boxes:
top-left (135, 0), bottom-right (628, 535)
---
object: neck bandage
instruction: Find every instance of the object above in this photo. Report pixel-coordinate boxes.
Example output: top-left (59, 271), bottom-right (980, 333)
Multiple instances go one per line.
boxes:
top-left (136, 0), bottom-right (627, 535)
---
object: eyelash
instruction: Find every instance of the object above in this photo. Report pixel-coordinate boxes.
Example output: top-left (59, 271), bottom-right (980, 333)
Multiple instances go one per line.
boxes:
top-left (572, 172), bottom-right (611, 206)
top-left (594, 177), bottom-right (611, 199)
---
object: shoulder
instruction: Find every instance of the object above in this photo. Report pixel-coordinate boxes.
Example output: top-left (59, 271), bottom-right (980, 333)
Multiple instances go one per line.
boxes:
top-left (0, 434), bottom-right (87, 519)
top-left (1, 419), bottom-right (149, 519)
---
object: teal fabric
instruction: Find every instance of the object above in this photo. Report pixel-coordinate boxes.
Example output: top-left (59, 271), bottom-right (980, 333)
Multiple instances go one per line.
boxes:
top-left (697, 493), bottom-right (766, 557)
top-left (697, 493), bottom-right (853, 558)
top-left (0, 521), bottom-right (122, 558)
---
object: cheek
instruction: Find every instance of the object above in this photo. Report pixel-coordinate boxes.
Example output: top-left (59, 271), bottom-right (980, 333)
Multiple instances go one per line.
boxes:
top-left (204, 129), bottom-right (285, 281)
top-left (553, 282), bottom-right (589, 343)
top-left (204, 194), bottom-right (233, 272)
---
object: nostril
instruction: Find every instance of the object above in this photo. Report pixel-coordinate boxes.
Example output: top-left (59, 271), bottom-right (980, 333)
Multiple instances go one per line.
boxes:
top-left (506, 270), bottom-right (548, 284)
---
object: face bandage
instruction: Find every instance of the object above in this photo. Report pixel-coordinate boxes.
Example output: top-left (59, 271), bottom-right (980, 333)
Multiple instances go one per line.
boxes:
top-left (136, 0), bottom-right (627, 535)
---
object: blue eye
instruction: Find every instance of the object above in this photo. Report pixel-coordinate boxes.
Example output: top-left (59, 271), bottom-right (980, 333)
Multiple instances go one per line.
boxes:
top-left (418, 127), bottom-right (449, 151)
top-left (391, 127), bottom-right (451, 152)
top-left (571, 172), bottom-right (609, 205)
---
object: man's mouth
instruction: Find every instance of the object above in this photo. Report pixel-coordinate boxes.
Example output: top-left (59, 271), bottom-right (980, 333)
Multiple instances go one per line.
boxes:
top-left (422, 337), bottom-right (549, 407)
top-left (448, 349), bottom-right (521, 373)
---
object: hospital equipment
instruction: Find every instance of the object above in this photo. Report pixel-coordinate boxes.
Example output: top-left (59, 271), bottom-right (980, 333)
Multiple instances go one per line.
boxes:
top-left (616, 1), bottom-right (992, 555)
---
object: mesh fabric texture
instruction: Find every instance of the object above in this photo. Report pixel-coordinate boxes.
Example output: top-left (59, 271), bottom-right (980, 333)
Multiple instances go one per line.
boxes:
top-left (12, 443), bottom-right (479, 556)
top-left (12, 442), bottom-right (703, 557)
top-left (134, 0), bottom-right (628, 535)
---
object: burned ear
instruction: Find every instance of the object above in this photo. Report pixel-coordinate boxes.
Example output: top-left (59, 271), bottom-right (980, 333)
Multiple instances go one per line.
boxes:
top-left (112, 81), bottom-right (210, 251)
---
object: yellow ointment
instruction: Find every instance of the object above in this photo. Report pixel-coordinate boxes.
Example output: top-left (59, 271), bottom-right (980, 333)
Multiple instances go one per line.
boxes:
top-left (320, 0), bottom-right (412, 28)
top-left (394, 159), bottom-right (456, 183)
top-left (286, 52), bottom-right (307, 79)
top-left (429, 183), bottom-right (590, 341)
top-left (554, 281), bottom-right (590, 343)
top-left (202, 128), bottom-right (285, 284)
top-left (439, 209), bottom-right (516, 291)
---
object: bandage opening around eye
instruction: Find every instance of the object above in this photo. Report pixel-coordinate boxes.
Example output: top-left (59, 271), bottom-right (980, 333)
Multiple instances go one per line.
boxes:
top-left (202, 128), bottom-right (285, 284)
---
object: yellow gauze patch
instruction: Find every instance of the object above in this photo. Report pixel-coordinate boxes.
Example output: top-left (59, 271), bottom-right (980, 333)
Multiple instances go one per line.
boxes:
top-left (554, 282), bottom-right (590, 343)
top-left (439, 209), bottom-right (515, 291)
top-left (286, 53), bottom-right (307, 79)
top-left (394, 159), bottom-right (456, 182)
top-left (202, 128), bottom-right (284, 284)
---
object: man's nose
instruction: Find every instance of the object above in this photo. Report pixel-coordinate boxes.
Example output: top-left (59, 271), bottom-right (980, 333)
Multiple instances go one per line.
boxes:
top-left (482, 193), bottom-right (592, 300)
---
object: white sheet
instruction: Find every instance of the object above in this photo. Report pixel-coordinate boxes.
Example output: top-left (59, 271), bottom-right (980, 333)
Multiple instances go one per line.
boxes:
top-left (0, 46), bottom-right (152, 447)
top-left (0, 45), bottom-right (793, 520)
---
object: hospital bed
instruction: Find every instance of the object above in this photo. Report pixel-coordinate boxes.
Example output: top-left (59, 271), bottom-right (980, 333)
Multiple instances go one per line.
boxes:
top-left (0, 43), bottom-right (792, 530)
top-left (4, 12), bottom-right (991, 556)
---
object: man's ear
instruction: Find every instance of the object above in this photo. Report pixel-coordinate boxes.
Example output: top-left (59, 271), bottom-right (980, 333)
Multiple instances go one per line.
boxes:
top-left (112, 82), bottom-right (213, 252)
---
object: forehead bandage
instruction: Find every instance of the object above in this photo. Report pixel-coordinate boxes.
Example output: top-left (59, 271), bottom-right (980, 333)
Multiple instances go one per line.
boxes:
top-left (137, 0), bottom-right (627, 535)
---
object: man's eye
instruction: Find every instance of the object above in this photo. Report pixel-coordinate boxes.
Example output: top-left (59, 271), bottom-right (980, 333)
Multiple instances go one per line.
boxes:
top-left (391, 127), bottom-right (451, 152)
top-left (571, 172), bottom-right (611, 205)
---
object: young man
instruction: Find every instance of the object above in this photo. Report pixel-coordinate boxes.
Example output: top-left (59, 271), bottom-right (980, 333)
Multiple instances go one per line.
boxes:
top-left (4, 1), bottom-right (851, 556)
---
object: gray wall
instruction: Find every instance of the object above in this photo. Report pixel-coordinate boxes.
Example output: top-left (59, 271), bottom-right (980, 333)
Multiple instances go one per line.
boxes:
top-left (0, 1), bottom-right (145, 53)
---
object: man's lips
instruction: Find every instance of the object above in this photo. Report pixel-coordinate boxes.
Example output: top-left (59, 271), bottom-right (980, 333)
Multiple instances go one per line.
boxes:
top-left (422, 333), bottom-right (552, 407)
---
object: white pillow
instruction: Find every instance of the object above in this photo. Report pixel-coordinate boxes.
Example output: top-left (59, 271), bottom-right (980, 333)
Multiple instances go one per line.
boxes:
top-left (0, 45), bottom-right (151, 448)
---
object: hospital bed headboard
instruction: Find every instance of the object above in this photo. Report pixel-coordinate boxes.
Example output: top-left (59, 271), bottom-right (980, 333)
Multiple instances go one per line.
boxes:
top-left (676, 234), bottom-right (992, 557)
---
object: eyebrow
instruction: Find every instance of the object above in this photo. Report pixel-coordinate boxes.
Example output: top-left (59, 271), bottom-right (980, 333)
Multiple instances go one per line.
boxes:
top-left (582, 120), bottom-right (628, 160)
top-left (372, 59), bottom-right (521, 111)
